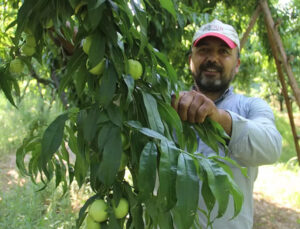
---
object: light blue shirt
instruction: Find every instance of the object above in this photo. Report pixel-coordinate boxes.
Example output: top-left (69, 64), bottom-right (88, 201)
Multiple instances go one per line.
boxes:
top-left (197, 87), bottom-right (282, 229)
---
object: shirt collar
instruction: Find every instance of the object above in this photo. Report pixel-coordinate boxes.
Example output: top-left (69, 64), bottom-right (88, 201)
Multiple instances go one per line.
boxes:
top-left (190, 85), bottom-right (233, 103)
top-left (214, 86), bottom-right (233, 104)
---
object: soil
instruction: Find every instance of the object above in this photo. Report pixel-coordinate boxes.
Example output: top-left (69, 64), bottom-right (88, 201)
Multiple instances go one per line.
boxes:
top-left (1, 154), bottom-right (300, 228)
top-left (253, 191), bottom-right (300, 229)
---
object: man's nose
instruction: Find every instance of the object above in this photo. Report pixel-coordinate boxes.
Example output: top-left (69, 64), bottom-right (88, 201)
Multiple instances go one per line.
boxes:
top-left (206, 51), bottom-right (218, 62)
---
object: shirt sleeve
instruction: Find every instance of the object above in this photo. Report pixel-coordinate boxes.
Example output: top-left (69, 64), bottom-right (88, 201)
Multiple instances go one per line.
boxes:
top-left (226, 98), bottom-right (282, 167)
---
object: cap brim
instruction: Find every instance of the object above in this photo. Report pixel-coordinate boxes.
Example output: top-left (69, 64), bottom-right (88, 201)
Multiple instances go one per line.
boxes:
top-left (193, 32), bottom-right (237, 49)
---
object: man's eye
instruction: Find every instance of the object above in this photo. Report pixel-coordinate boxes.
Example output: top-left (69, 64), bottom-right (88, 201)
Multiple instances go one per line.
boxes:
top-left (197, 47), bottom-right (208, 53)
top-left (220, 49), bottom-right (230, 55)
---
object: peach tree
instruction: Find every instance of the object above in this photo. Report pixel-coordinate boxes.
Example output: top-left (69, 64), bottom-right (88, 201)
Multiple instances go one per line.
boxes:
top-left (0, 0), bottom-right (251, 228)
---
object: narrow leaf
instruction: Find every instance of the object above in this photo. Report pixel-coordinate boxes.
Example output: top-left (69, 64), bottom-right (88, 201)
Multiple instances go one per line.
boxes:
top-left (40, 113), bottom-right (68, 172)
top-left (198, 157), bottom-right (230, 218)
top-left (159, 0), bottom-right (176, 18)
top-left (97, 62), bottom-right (117, 107)
top-left (106, 103), bottom-right (122, 127)
top-left (142, 92), bottom-right (164, 134)
top-left (151, 45), bottom-right (177, 83)
top-left (173, 153), bottom-right (199, 229)
top-left (157, 101), bottom-right (183, 147)
top-left (87, 0), bottom-right (106, 31)
top-left (0, 68), bottom-right (17, 107)
top-left (83, 107), bottom-right (101, 143)
top-left (89, 32), bottom-right (105, 68)
top-left (138, 142), bottom-right (158, 200)
top-left (126, 120), bottom-right (168, 142)
top-left (158, 140), bottom-right (179, 210)
top-left (98, 124), bottom-right (122, 186)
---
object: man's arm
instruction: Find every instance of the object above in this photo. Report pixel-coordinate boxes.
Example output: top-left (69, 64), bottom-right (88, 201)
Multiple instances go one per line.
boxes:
top-left (171, 90), bottom-right (282, 167)
top-left (226, 98), bottom-right (282, 166)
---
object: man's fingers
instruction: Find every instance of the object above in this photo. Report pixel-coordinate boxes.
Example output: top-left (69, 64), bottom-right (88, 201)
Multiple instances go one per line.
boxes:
top-left (196, 103), bottom-right (209, 123)
top-left (178, 92), bottom-right (194, 121)
top-left (188, 93), bottom-right (204, 123)
top-left (171, 94), bottom-right (178, 111)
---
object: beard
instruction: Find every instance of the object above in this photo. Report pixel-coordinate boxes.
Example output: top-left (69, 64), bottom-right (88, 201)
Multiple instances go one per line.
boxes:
top-left (193, 61), bottom-right (234, 93)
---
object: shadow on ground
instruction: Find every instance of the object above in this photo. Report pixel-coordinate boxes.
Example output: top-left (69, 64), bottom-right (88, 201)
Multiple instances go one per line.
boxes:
top-left (254, 192), bottom-right (300, 229)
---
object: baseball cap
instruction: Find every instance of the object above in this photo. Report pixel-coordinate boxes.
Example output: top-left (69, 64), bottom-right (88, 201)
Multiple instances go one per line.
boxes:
top-left (192, 19), bottom-right (240, 50)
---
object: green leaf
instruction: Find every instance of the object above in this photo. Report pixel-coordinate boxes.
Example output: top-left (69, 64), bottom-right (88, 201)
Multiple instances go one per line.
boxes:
top-left (74, 111), bottom-right (89, 187)
top-left (144, 197), bottom-right (159, 226)
top-left (40, 113), bottom-right (69, 175)
top-left (124, 183), bottom-right (145, 228)
top-left (89, 32), bottom-right (105, 68)
top-left (123, 74), bottom-right (135, 105)
top-left (201, 174), bottom-right (216, 216)
top-left (126, 120), bottom-right (168, 142)
top-left (210, 156), bottom-right (248, 178)
top-left (157, 210), bottom-right (174, 229)
top-left (109, 42), bottom-right (124, 77)
top-left (142, 92), bottom-right (164, 134)
top-left (194, 124), bottom-right (219, 153)
top-left (87, 0), bottom-right (106, 31)
top-left (228, 178), bottom-right (244, 219)
top-left (173, 153), bottom-right (199, 229)
top-left (97, 62), bottom-right (117, 107)
top-left (0, 68), bottom-right (17, 107)
top-left (98, 123), bottom-right (112, 152)
top-left (16, 136), bottom-right (41, 176)
top-left (197, 157), bottom-right (231, 218)
top-left (138, 142), bottom-right (158, 200)
top-left (106, 103), bottom-right (122, 127)
top-left (157, 101), bottom-right (183, 147)
top-left (158, 140), bottom-right (179, 210)
top-left (83, 106), bottom-right (101, 143)
top-left (182, 122), bottom-right (198, 153)
top-left (130, 0), bottom-right (148, 57)
top-left (15, 0), bottom-right (37, 38)
top-left (73, 62), bottom-right (88, 97)
top-left (59, 50), bottom-right (85, 95)
top-left (159, 0), bottom-right (177, 18)
top-left (97, 123), bottom-right (122, 186)
top-left (209, 158), bottom-right (244, 219)
top-left (150, 45), bottom-right (177, 83)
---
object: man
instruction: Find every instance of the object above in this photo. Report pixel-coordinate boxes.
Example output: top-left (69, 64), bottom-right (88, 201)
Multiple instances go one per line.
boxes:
top-left (171, 19), bottom-right (282, 229)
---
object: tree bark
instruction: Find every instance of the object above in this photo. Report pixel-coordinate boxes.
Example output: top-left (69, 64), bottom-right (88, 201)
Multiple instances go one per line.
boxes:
top-left (260, 0), bottom-right (300, 109)
top-left (262, 2), bottom-right (300, 165)
top-left (240, 5), bottom-right (262, 50)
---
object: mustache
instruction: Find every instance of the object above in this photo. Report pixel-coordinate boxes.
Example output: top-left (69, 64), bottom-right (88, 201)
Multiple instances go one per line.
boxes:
top-left (199, 61), bottom-right (223, 72)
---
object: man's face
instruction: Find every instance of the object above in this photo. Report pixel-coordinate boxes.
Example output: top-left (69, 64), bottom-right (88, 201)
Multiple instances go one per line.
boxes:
top-left (190, 36), bottom-right (240, 93)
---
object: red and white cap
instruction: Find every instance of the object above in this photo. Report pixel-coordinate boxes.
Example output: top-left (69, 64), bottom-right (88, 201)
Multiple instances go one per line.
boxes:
top-left (192, 19), bottom-right (240, 50)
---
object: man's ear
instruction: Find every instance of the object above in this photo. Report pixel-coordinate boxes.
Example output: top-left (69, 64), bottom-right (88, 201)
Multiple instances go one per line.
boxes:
top-left (234, 59), bottom-right (240, 74)
top-left (189, 54), bottom-right (195, 72)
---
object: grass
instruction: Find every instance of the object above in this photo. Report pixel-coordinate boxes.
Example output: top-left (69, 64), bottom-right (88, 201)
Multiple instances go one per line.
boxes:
top-left (0, 167), bottom-right (93, 229)
top-left (273, 109), bottom-right (299, 163)
top-left (0, 91), bottom-right (61, 157)
top-left (0, 179), bottom-right (76, 229)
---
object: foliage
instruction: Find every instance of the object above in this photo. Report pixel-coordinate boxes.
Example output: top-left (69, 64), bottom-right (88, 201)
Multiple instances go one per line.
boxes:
top-left (0, 0), bottom-right (299, 228)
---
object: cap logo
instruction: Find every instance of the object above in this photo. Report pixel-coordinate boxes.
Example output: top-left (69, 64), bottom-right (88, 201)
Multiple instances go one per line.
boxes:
top-left (203, 25), bottom-right (224, 32)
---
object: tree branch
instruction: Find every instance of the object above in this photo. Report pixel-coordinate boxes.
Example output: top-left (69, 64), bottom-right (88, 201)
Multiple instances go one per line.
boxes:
top-left (240, 5), bottom-right (262, 50)
top-left (260, 0), bottom-right (300, 108)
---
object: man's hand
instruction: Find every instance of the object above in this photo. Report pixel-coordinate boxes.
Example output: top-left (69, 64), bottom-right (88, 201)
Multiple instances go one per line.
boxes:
top-left (171, 90), bottom-right (232, 135)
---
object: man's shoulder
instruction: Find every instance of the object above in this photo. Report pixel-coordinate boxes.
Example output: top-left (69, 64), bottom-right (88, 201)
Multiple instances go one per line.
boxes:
top-left (231, 90), bottom-right (268, 106)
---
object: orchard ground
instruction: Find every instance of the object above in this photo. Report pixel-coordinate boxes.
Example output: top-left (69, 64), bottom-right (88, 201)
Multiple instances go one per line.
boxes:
top-left (1, 153), bottom-right (300, 229)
